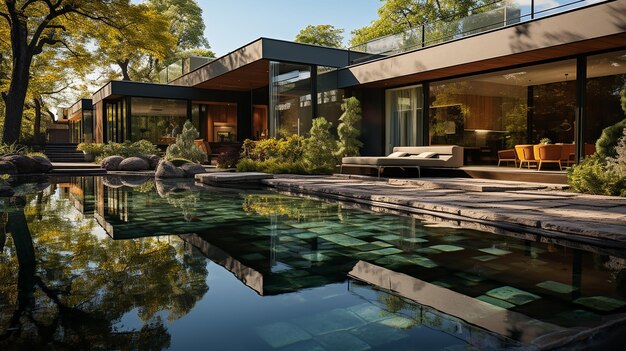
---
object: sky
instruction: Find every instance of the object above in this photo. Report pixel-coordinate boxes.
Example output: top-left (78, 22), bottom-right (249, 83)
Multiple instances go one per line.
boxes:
top-left (197, 0), bottom-right (382, 56)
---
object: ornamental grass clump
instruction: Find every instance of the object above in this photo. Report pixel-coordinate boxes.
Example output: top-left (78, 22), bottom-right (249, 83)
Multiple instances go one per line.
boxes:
top-left (165, 121), bottom-right (205, 163)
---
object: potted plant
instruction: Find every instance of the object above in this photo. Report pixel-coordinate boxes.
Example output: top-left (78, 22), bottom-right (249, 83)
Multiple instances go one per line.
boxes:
top-left (540, 138), bottom-right (552, 145)
top-left (77, 143), bottom-right (103, 162)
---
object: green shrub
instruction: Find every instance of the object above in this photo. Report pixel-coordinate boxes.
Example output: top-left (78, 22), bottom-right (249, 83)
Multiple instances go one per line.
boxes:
top-left (568, 127), bottom-right (626, 197)
top-left (217, 149), bottom-right (241, 169)
top-left (302, 117), bottom-right (338, 174)
top-left (336, 97), bottom-right (363, 158)
top-left (0, 142), bottom-right (29, 155)
top-left (165, 121), bottom-right (205, 163)
top-left (241, 135), bottom-right (304, 163)
top-left (596, 118), bottom-right (626, 159)
top-left (26, 152), bottom-right (48, 159)
top-left (77, 142), bottom-right (105, 156)
top-left (236, 158), bottom-right (307, 174)
top-left (169, 158), bottom-right (193, 167)
top-left (97, 140), bottom-right (159, 159)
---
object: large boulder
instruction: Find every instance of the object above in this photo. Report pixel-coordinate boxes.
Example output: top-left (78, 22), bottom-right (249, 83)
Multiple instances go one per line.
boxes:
top-left (155, 160), bottom-right (185, 179)
top-left (101, 156), bottom-right (124, 171)
top-left (0, 179), bottom-right (14, 197)
top-left (31, 156), bottom-right (53, 172)
top-left (118, 157), bottom-right (150, 171)
top-left (120, 176), bottom-right (151, 187)
top-left (146, 154), bottom-right (161, 170)
top-left (0, 161), bottom-right (17, 176)
top-left (2, 155), bottom-right (36, 174)
top-left (102, 175), bottom-right (124, 188)
top-left (180, 163), bottom-right (206, 178)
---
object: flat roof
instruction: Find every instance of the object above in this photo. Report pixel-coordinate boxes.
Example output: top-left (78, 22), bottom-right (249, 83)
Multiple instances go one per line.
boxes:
top-left (168, 38), bottom-right (373, 90)
top-left (339, 0), bottom-right (626, 88)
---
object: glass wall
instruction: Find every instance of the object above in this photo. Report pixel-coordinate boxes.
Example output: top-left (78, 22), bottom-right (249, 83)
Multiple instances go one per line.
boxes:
top-left (105, 98), bottom-right (127, 143)
top-left (269, 61), bottom-right (313, 137)
top-left (317, 66), bottom-right (345, 128)
top-left (130, 97), bottom-right (187, 145)
top-left (83, 109), bottom-right (94, 143)
top-left (429, 60), bottom-right (576, 165)
top-left (252, 105), bottom-right (268, 140)
top-left (585, 50), bottom-right (626, 156)
top-left (69, 116), bottom-right (82, 144)
top-left (385, 85), bottom-right (424, 154)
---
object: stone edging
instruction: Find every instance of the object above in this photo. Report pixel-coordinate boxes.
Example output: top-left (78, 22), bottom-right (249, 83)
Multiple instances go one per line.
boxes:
top-left (262, 177), bottom-right (626, 248)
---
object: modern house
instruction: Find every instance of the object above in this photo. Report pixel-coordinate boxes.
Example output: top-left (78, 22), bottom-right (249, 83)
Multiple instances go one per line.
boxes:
top-left (64, 0), bottom-right (626, 167)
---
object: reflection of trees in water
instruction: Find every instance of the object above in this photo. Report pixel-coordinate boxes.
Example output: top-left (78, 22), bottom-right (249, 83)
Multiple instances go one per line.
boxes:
top-left (0, 187), bottom-right (209, 349)
top-left (242, 194), bottom-right (343, 221)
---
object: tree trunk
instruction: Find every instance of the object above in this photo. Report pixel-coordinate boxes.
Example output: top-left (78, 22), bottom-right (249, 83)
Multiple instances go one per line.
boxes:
top-left (7, 205), bottom-right (37, 331)
top-left (34, 97), bottom-right (43, 144)
top-left (2, 14), bottom-right (35, 144)
top-left (118, 60), bottom-right (131, 81)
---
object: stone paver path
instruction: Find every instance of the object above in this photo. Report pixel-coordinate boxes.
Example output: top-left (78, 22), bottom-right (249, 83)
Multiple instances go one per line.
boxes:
top-left (262, 175), bottom-right (626, 244)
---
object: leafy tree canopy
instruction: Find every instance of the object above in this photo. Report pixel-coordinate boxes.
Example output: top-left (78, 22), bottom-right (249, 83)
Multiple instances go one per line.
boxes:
top-left (295, 24), bottom-right (344, 48)
top-left (350, 0), bottom-right (485, 46)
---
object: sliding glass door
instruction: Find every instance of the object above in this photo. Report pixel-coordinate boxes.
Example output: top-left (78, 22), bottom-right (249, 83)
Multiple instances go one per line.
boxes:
top-left (385, 85), bottom-right (424, 154)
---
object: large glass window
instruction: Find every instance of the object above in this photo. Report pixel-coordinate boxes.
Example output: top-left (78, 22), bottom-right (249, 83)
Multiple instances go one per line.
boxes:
top-left (83, 110), bottom-right (94, 143)
top-left (385, 85), bottom-right (424, 153)
top-left (429, 60), bottom-right (576, 165)
top-left (130, 97), bottom-right (187, 145)
top-left (585, 50), bottom-right (626, 157)
top-left (269, 62), bottom-right (313, 137)
top-left (317, 66), bottom-right (345, 129)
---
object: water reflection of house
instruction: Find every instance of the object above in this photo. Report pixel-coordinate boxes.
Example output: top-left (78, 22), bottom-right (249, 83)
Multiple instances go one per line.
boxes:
top-left (57, 176), bottom-right (96, 216)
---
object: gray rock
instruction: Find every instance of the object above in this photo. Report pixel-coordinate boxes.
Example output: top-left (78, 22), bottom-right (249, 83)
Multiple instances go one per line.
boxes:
top-left (102, 176), bottom-right (124, 188)
top-left (3, 155), bottom-right (36, 174)
top-left (146, 154), bottom-right (161, 170)
top-left (101, 156), bottom-right (124, 171)
top-left (0, 160), bottom-right (17, 175)
top-left (180, 163), bottom-right (206, 178)
top-left (155, 160), bottom-right (185, 179)
top-left (31, 156), bottom-right (53, 172)
top-left (0, 179), bottom-right (14, 197)
top-left (120, 176), bottom-right (151, 187)
top-left (118, 157), bottom-right (150, 171)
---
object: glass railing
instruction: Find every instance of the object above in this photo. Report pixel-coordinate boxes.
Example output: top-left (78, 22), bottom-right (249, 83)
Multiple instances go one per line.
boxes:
top-left (158, 56), bottom-right (212, 83)
top-left (349, 0), bottom-right (606, 60)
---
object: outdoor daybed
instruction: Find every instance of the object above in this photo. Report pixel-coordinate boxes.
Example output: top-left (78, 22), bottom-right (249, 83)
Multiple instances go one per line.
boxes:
top-left (340, 145), bottom-right (464, 177)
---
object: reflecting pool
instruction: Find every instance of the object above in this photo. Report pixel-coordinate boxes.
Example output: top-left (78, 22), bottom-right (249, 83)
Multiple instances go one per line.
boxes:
top-left (1, 176), bottom-right (625, 350)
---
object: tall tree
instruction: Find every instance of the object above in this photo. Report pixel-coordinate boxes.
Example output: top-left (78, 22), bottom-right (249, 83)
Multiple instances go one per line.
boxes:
top-left (295, 24), bottom-right (344, 48)
top-left (94, 5), bottom-right (176, 81)
top-left (0, 0), bottom-right (139, 144)
top-left (350, 0), bottom-right (484, 46)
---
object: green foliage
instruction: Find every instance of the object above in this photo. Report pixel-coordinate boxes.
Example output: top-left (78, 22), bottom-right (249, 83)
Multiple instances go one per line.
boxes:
top-left (295, 25), bottom-right (344, 48)
top-left (350, 0), bottom-right (485, 46)
top-left (596, 118), bottom-right (626, 159)
top-left (0, 142), bottom-right (29, 155)
top-left (102, 140), bottom-right (159, 158)
top-left (169, 158), bottom-right (193, 167)
top-left (336, 97), bottom-right (363, 158)
top-left (238, 121), bottom-right (339, 175)
top-left (25, 152), bottom-right (48, 159)
top-left (540, 138), bottom-right (552, 144)
top-left (568, 127), bottom-right (626, 197)
top-left (165, 121), bottom-right (205, 163)
top-left (216, 149), bottom-right (241, 169)
top-left (0, 173), bottom-right (9, 180)
top-left (236, 158), bottom-right (307, 174)
top-left (77, 142), bottom-right (105, 155)
top-left (302, 117), bottom-right (339, 174)
top-left (241, 135), bottom-right (304, 163)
